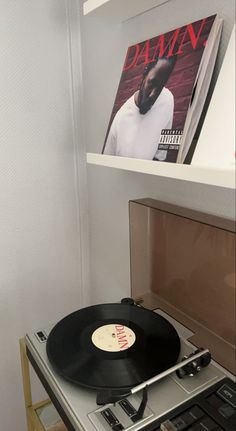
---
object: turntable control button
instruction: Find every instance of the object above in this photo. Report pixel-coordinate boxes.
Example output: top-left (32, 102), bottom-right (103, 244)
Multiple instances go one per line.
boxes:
top-left (35, 331), bottom-right (47, 343)
top-left (188, 406), bottom-right (205, 419)
top-left (112, 424), bottom-right (124, 431)
top-left (171, 406), bottom-right (205, 430)
top-left (119, 399), bottom-right (137, 417)
top-left (217, 384), bottom-right (236, 408)
top-left (172, 417), bottom-right (185, 429)
top-left (101, 408), bottom-right (119, 427)
top-left (218, 403), bottom-right (235, 419)
top-left (207, 394), bottom-right (225, 409)
top-left (229, 412), bottom-right (236, 426)
top-left (199, 417), bottom-right (218, 431)
top-left (189, 417), bottom-right (218, 431)
top-left (161, 419), bottom-right (178, 431)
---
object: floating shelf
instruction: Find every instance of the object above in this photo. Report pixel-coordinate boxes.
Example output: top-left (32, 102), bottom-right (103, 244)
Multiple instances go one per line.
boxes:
top-left (87, 153), bottom-right (235, 189)
top-left (84, 5), bottom-right (235, 191)
top-left (83, 0), bottom-right (171, 22)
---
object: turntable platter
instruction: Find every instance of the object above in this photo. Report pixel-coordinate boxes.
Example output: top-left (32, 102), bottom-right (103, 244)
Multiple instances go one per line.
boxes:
top-left (46, 302), bottom-right (180, 390)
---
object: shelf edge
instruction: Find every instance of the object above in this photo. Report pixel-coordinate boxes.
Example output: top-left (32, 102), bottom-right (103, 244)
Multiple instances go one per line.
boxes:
top-left (86, 153), bottom-right (236, 189)
top-left (83, 0), bottom-right (109, 16)
top-left (83, 0), bottom-right (171, 21)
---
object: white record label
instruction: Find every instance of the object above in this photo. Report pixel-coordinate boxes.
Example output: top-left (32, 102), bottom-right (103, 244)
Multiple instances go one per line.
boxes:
top-left (91, 324), bottom-right (136, 352)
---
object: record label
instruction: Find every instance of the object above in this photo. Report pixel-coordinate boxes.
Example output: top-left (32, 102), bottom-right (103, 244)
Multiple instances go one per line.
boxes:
top-left (91, 324), bottom-right (136, 352)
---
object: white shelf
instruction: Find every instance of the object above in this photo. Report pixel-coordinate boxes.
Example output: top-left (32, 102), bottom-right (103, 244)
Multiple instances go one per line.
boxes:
top-left (87, 153), bottom-right (236, 189)
top-left (83, 0), bottom-right (171, 22)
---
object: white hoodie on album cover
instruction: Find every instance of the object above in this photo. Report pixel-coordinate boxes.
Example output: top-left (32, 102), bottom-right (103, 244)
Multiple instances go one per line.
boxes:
top-left (104, 87), bottom-right (174, 160)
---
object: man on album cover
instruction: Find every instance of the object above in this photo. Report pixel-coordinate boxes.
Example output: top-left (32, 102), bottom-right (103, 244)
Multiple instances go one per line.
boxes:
top-left (103, 54), bottom-right (177, 160)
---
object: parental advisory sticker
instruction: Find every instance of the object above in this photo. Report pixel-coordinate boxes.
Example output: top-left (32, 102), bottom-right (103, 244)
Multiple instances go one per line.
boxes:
top-left (155, 129), bottom-right (183, 162)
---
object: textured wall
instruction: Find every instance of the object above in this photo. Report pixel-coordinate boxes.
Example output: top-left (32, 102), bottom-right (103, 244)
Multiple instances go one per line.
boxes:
top-left (0, 1), bottom-right (86, 430)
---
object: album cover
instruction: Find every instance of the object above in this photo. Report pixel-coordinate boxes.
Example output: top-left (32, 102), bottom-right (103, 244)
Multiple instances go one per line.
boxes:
top-left (102, 15), bottom-right (223, 163)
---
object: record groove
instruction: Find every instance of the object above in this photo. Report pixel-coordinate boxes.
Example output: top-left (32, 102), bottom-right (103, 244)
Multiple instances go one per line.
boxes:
top-left (46, 303), bottom-right (180, 390)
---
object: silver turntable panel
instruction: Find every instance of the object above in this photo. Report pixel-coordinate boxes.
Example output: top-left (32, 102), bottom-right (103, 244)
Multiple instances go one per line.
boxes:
top-left (25, 309), bottom-right (233, 431)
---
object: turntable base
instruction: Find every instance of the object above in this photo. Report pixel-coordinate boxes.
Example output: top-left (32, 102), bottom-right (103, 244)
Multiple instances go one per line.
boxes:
top-left (22, 309), bottom-right (235, 431)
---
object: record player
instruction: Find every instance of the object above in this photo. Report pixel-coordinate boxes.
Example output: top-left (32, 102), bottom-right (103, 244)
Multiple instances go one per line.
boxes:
top-left (25, 199), bottom-right (236, 431)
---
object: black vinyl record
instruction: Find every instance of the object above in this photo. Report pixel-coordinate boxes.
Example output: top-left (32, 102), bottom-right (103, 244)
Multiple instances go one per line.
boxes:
top-left (46, 302), bottom-right (180, 390)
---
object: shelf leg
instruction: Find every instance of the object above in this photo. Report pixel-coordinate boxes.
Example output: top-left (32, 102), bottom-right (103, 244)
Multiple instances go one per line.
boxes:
top-left (19, 337), bottom-right (34, 431)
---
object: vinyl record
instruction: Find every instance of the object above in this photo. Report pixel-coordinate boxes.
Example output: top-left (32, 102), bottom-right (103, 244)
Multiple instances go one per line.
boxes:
top-left (46, 302), bottom-right (180, 390)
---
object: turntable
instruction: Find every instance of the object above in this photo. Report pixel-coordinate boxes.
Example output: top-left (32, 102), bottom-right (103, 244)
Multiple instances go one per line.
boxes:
top-left (24, 199), bottom-right (236, 431)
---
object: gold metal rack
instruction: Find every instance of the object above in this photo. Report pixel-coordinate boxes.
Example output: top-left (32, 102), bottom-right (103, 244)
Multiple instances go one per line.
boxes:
top-left (19, 337), bottom-right (67, 431)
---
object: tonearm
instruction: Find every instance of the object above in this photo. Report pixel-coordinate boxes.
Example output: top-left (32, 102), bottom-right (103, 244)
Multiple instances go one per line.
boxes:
top-left (97, 348), bottom-right (211, 409)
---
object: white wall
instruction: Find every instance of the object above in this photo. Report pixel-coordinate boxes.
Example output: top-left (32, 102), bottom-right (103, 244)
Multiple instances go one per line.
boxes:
top-left (82, 0), bottom-right (236, 304)
top-left (192, 24), bottom-right (235, 168)
top-left (0, 1), bottom-right (87, 430)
